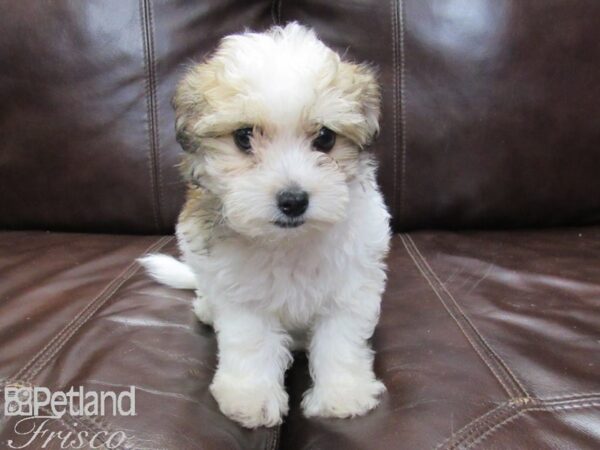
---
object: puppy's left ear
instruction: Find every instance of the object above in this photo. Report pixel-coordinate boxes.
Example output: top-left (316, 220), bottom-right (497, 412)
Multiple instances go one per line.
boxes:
top-left (339, 62), bottom-right (381, 146)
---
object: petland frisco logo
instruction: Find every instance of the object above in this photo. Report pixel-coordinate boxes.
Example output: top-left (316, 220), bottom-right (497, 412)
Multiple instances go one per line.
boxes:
top-left (4, 384), bottom-right (135, 449)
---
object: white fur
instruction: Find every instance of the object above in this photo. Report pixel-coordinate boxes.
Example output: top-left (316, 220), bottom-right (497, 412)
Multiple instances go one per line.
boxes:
top-left (138, 254), bottom-right (196, 289)
top-left (141, 23), bottom-right (391, 428)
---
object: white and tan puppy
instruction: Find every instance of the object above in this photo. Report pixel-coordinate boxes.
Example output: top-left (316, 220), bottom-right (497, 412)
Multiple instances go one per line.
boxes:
top-left (140, 23), bottom-right (390, 428)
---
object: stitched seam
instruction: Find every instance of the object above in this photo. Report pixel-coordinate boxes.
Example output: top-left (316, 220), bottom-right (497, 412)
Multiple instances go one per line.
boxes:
top-left (542, 395), bottom-right (600, 407)
top-left (401, 235), bottom-right (514, 396)
top-left (446, 398), bottom-right (551, 450)
top-left (408, 236), bottom-right (530, 395)
top-left (400, 234), bottom-right (516, 397)
top-left (140, 0), bottom-right (163, 233)
top-left (406, 235), bottom-right (530, 398)
top-left (465, 410), bottom-right (524, 449)
top-left (267, 425), bottom-right (280, 450)
top-left (447, 405), bottom-right (518, 450)
top-left (440, 395), bottom-right (600, 449)
top-left (271, 0), bottom-right (282, 24)
top-left (398, 0), bottom-right (407, 223)
top-left (407, 234), bottom-right (525, 397)
top-left (4, 237), bottom-right (172, 386)
top-left (147, 0), bottom-right (164, 233)
top-left (435, 403), bottom-right (509, 450)
top-left (540, 392), bottom-right (600, 402)
top-left (13, 236), bottom-right (170, 382)
top-left (22, 236), bottom-right (171, 382)
top-left (390, 0), bottom-right (399, 223)
top-left (464, 400), bottom-right (600, 449)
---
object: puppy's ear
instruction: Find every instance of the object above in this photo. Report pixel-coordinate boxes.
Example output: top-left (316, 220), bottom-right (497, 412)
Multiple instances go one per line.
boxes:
top-left (172, 63), bottom-right (215, 153)
top-left (356, 64), bottom-right (381, 143)
top-left (338, 62), bottom-right (381, 146)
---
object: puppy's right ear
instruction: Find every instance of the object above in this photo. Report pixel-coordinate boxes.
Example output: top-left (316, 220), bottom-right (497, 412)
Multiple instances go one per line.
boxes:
top-left (172, 63), bottom-right (214, 153)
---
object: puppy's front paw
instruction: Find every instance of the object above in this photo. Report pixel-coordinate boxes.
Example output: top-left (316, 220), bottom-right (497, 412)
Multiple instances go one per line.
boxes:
top-left (301, 378), bottom-right (386, 418)
top-left (210, 374), bottom-right (288, 428)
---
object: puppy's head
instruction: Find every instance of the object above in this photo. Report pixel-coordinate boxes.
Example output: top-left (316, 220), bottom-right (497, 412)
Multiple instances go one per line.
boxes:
top-left (174, 23), bottom-right (380, 238)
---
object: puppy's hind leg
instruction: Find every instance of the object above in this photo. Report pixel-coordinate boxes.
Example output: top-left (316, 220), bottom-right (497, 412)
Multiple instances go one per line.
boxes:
top-left (192, 290), bottom-right (213, 326)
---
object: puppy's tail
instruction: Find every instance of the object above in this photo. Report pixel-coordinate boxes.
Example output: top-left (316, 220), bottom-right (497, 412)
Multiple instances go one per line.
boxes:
top-left (138, 254), bottom-right (197, 290)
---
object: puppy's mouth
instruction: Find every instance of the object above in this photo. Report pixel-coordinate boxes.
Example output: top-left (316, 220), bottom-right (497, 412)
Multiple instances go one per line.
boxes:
top-left (273, 218), bottom-right (305, 229)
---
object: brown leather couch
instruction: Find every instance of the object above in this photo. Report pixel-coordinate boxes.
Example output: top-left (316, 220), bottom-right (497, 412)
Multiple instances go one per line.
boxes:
top-left (1, 1), bottom-right (599, 449)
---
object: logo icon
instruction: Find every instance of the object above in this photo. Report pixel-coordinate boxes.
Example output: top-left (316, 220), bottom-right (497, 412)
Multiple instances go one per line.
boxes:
top-left (4, 384), bottom-right (134, 449)
top-left (4, 385), bottom-right (33, 417)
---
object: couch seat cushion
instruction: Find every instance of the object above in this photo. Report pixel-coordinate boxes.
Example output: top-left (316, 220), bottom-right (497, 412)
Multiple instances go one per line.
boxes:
top-left (1, 228), bottom-right (599, 449)
top-left (0, 231), bottom-right (277, 450)
top-left (282, 227), bottom-right (600, 449)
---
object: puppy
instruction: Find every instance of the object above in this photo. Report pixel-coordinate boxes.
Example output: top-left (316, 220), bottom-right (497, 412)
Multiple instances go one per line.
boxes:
top-left (140, 23), bottom-right (390, 428)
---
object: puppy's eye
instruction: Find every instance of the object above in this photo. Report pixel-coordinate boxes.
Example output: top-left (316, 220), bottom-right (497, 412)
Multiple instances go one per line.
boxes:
top-left (312, 127), bottom-right (336, 152)
top-left (233, 127), bottom-right (253, 152)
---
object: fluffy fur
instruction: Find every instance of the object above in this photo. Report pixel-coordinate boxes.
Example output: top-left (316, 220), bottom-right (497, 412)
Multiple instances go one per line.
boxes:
top-left (139, 23), bottom-right (390, 428)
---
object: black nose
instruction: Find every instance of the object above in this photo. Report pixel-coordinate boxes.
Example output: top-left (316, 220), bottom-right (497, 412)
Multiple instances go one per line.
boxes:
top-left (277, 188), bottom-right (309, 218)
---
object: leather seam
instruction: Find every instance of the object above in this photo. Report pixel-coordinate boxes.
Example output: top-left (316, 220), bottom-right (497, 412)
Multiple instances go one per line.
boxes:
top-left (271, 0), bottom-right (282, 24)
top-left (435, 403), bottom-right (509, 450)
top-left (4, 236), bottom-right (172, 386)
top-left (463, 398), bottom-right (600, 449)
top-left (267, 424), bottom-right (280, 450)
top-left (20, 236), bottom-right (172, 382)
top-left (399, 234), bottom-right (517, 398)
top-left (443, 404), bottom-right (517, 450)
top-left (541, 392), bottom-right (600, 401)
top-left (444, 398), bottom-right (546, 449)
top-left (148, 0), bottom-right (165, 233)
top-left (398, 0), bottom-right (407, 223)
top-left (438, 394), bottom-right (600, 449)
top-left (140, 0), bottom-right (163, 233)
top-left (390, 0), bottom-right (399, 223)
top-left (405, 234), bottom-right (530, 398)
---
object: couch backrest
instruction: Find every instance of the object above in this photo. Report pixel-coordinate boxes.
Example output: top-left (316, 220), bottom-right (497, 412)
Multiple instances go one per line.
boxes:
top-left (1, 0), bottom-right (599, 234)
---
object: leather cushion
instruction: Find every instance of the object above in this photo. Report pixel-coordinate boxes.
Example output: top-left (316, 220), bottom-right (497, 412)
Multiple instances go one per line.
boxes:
top-left (2, 1), bottom-right (600, 233)
top-left (0, 231), bottom-right (277, 450)
top-left (1, 228), bottom-right (598, 448)
top-left (0, 0), bottom-right (275, 234)
top-left (282, 228), bottom-right (600, 449)
top-left (283, 0), bottom-right (600, 231)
